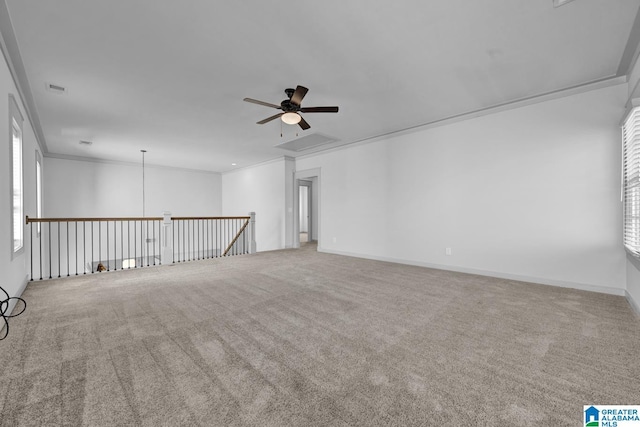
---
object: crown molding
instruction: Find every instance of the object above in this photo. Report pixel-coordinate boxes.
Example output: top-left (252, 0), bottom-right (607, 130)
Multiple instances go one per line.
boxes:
top-left (0, 0), bottom-right (47, 153)
top-left (297, 75), bottom-right (627, 161)
top-left (43, 152), bottom-right (221, 175)
top-left (617, 5), bottom-right (640, 77)
top-left (221, 155), bottom-right (293, 176)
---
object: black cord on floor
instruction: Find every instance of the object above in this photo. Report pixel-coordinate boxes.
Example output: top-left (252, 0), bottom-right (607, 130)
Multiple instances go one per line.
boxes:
top-left (0, 285), bottom-right (26, 340)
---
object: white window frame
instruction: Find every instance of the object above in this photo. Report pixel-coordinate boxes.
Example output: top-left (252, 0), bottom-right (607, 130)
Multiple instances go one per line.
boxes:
top-left (623, 106), bottom-right (640, 258)
top-left (35, 150), bottom-right (42, 237)
top-left (9, 95), bottom-right (24, 257)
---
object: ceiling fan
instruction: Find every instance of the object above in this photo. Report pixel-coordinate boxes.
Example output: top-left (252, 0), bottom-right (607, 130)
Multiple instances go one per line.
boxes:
top-left (243, 85), bottom-right (339, 130)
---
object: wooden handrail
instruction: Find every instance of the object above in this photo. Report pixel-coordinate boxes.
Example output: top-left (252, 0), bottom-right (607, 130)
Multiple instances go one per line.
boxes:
top-left (26, 216), bottom-right (163, 223)
top-left (26, 213), bottom-right (255, 279)
top-left (223, 218), bottom-right (251, 256)
top-left (171, 216), bottom-right (250, 220)
top-left (26, 215), bottom-right (251, 223)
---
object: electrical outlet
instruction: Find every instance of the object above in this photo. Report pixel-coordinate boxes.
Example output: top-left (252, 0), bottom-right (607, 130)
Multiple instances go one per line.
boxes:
top-left (446, 247), bottom-right (452, 256)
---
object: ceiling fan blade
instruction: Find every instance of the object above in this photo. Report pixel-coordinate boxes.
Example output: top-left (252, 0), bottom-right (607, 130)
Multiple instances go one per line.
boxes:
top-left (257, 113), bottom-right (283, 124)
top-left (298, 116), bottom-right (311, 130)
top-left (243, 98), bottom-right (282, 109)
top-left (290, 85), bottom-right (309, 106)
top-left (300, 106), bottom-right (339, 113)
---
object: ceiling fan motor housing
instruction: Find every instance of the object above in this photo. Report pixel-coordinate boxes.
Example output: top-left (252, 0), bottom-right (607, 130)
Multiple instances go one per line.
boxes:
top-left (280, 99), bottom-right (300, 112)
top-left (282, 88), bottom-right (300, 111)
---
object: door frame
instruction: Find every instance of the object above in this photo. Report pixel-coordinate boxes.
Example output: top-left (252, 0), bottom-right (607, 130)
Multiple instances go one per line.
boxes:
top-left (298, 180), bottom-right (312, 240)
top-left (293, 168), bottom-right (321, 249)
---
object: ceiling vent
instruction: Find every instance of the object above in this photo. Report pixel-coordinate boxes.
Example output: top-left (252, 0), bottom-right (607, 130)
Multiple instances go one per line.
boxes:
top-left (45, 82), bottom-right (67, 94)
top-left (79, 140), bottom-right (92, 146)
top-left (553, 0), bottom-right (576, 7)
top-left (275, 133), bottom-right (338, 152)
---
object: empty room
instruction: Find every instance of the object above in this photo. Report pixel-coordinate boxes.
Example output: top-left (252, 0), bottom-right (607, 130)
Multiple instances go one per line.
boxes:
top-left (1, 1), bottom-right (639, 426)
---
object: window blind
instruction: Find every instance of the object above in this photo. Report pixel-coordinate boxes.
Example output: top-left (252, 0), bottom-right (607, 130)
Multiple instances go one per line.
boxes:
top-left (623, 107), bottom-right (640, 257)
top-left (12, 121), bottom-right (23, 252)
top-left (9, 95), bottom-right (24, 255)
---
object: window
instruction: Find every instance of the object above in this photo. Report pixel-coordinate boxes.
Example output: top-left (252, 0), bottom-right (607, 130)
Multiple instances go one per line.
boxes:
top-left (36, 150), bottom-right (42, 236)
top-left (623, 106), bottom-right (640, 257)
top-left (9, 95), bottom-right (24, 255)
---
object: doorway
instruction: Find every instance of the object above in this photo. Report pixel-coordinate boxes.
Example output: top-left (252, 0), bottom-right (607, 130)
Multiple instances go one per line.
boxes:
top-left (294, 168), bottom-right (320, 249)
top-left (299, 181), bottom-right (311, 243)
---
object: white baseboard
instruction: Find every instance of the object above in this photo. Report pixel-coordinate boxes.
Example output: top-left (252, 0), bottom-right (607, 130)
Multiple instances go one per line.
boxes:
top-left (317, 247), bottom-right (626, 297)
top-left (626, 290), bottom-right (640, 316)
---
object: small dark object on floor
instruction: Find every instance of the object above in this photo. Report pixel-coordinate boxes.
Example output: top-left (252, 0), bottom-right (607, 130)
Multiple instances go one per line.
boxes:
top-left (0, 285), bottom-right (26, 340)
top-left (97, 263), bottom-right (106, 272)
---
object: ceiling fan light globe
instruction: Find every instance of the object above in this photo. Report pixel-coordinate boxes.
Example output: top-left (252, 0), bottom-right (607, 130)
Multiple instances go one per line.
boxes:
top-left (282, 112), bottom-right (302, 125)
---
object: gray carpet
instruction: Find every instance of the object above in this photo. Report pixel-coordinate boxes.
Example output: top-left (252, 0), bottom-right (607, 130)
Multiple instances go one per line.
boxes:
top-left (1, 244), bottom-right (638, 426)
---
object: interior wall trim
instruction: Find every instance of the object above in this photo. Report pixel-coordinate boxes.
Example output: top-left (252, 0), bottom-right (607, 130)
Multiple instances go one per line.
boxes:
top-left (617, 5), bottom-right (640, 77)
top-left (297, 76), bottom-right (627, 162)
top-left (0, 0), bottom-right (47, 153)
top-left (221, 155), bottom-right (291, 176)
top-left (318, 247), bottom-right (628, 298)
top-left (43, 152), bottom-right (222, 175)
top-left (626, 290), bottom-right (640, 316)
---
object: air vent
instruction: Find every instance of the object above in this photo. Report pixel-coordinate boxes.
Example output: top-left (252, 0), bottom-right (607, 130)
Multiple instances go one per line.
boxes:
top-left (275, 133), bottom-right (338, 152)
top-left (553, 0), bottom-right (576, 7)
top-left (79, 140), bottom-right (92, 146)
top-left (45, 82), bottom-right (67, 94)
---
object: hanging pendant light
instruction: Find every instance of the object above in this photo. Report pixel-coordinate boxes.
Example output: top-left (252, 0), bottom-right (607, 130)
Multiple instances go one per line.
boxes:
top-left (141, 150), bottom-right (146, 217)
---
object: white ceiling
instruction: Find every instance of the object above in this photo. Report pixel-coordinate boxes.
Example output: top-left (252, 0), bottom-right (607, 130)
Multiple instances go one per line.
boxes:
top-left (4, 0), bottom-right (640, 172)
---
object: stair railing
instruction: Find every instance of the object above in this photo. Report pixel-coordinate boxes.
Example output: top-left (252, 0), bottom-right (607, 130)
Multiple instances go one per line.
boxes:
top-left (25, 213), bottom-right (255, 281)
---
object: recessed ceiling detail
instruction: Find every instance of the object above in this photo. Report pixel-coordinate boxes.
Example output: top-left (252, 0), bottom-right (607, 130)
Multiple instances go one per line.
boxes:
top-left (275, 133), bottom-right (338, 152)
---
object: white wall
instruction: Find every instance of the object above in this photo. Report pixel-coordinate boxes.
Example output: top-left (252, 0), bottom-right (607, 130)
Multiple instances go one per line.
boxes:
top-left (0, 49), bottom-right (40, 307)
top-left (44, 157), bottom-right (221, 217)
top-left (284, 157), bottom-right (295, 248)
top-left (222, 159), bottom-right (286, 252)
top-left (296, 83), bottom-right (628, 294)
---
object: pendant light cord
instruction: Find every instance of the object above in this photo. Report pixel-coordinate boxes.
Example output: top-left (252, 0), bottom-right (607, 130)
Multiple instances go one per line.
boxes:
top-left (141, 150), bottom-right (146, 217)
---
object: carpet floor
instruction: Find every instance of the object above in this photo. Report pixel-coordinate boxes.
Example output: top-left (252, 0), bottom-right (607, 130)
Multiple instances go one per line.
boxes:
top-left (1, 244), bottom-right (638, 426)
